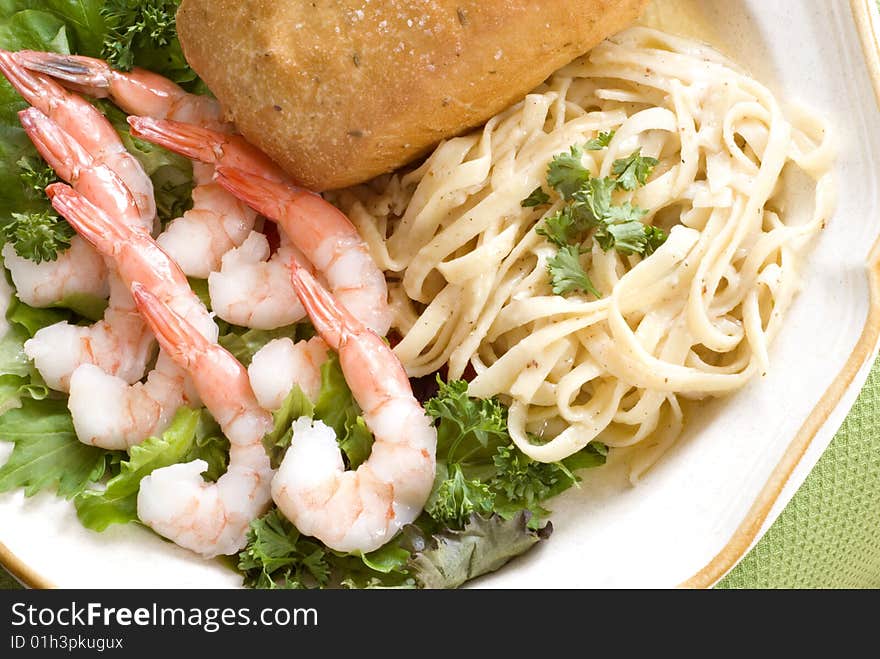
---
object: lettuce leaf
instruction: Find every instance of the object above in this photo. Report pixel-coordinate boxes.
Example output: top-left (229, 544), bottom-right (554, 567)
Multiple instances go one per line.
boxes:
top-left (238, 509), bottom-right (414, 590)
top-left (0, 325), bottom-right (39, 414)
top-left (0, 289), bottom-right (110, 496)
top-left (404, 512), bottom-right (550, 589)
top-left (0, 294), bottom-right (68, 413)
top-left (0, 323), bottom-right (29, 378)
top-left (0, 397), bottom-right (109, 498)
top-left (0, 1), bottom-right (104, 55)
top-left (263, 384), bottom-right (313, 469)
top-left (313, 354), bottom-right (373, 469)
top-left (6, 294), bottom-right (72, 336)
top-left (74, 406), bottom-right (228, 531)
top-left (262, 352), bottom-right (373, 470)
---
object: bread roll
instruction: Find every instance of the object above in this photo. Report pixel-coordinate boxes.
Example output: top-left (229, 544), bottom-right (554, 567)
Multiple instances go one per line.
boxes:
top-left (177, 0), bottom-right (648, 190)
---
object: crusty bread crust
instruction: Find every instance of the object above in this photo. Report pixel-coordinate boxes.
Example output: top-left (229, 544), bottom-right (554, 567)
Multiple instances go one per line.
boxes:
top-left (177, 0), bottom-right (648, 191)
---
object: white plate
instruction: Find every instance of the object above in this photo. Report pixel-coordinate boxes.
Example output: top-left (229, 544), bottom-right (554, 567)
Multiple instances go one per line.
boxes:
top-left (2, 0), bottom-right (880, 589)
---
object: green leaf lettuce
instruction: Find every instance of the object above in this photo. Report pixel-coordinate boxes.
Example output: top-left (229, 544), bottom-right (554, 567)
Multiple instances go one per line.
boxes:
top-left (74, 407), bottom-right (228, 531)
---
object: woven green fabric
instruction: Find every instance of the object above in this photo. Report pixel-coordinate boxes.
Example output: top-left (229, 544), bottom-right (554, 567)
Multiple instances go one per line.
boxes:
top-left (0, 563), bottom-right (15, 588)
top-left (718, 354), bottom-right (880, 589)
top-left (2, 357), bottom-right (879, 589)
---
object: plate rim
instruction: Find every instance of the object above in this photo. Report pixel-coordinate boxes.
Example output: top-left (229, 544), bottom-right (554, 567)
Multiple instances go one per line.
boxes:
top-left (2, 0), bottom-right (880, 591)
top-left (679, 0), bottom-right (880, 588)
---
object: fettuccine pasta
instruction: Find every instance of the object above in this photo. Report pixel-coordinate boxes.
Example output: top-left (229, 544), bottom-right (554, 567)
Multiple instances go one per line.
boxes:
top-left (332, 27), bottom-right (836, 478)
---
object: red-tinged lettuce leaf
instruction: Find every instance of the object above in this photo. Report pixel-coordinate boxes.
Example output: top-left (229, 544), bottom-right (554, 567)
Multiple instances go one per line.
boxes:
top-left (403, 511), bottom-right (552, 589)
top-left (0, 397), bottom-right (108, 498)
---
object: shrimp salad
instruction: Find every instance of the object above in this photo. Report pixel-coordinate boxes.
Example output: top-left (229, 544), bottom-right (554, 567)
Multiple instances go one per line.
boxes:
top-left (0, 3), bottom-right (606, 589)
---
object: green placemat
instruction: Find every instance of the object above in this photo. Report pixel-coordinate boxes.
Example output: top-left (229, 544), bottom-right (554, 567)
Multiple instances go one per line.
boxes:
top-left (718, 354), bottom-right (880, 588)
top-left (2, 355), bottom-right (879, 590)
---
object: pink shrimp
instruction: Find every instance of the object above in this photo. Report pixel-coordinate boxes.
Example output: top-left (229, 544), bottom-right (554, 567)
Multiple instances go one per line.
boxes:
top-left (127, 117), bottom-right (393, 336)
top-left (17, 51), bottom-right (227, 129)
top-left (132, 284), bottom-right (274, 558)
top-left (0, 50), bottom-right (155, 226)
top-left (270, 261), bottom-right (436, 553)
top-left (45, 184), bottom-right (216, 449)
top-left (18, 107), bottom-right (148, 232)
top-left (16, 51), bottom-right (259, 279)
top-left (15, 108), bottom-right (160, 393)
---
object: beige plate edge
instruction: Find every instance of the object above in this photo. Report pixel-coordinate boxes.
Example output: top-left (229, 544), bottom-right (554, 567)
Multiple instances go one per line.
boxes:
top-left (2, 1), bottom-right (880, 591)
top-left (678, 0), bottom-right (880, 589)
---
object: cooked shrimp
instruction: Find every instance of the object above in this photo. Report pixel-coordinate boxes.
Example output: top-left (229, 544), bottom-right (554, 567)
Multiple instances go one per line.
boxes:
top-left (1, 238), bottom-right (108, 310)
top-left (24, 274), bottom-right (155, 392)
top-left (47, 184), bottom-right (216, 447)
top-left (18, 107), bottom-right (150, 232)
top-left (17, 51), bottom-right (227, 129)
top-left (6, 102), bottom-right (151, 309)
top-left (0, 51), bottom-right (155, 227)
top-left (46, 184), bottom-right (216, 341)
top-left (68, 353), bottom-right (196, 450)
top-left (248, 336), bottom-right (329, 410)
top-left (271, 262), bottom-right (436, 553)
top-left (132, 284), bottom-right (274, 558)
top-left (128, 117), bottom-right (393, 335)
top-left (12, 109), bottom-right (161, 391)
top-left (208, 231), bottom-right (308, 330)
top-left (156, 166), bottom-right (257, 278)
top-left (16, 51), bottom-right (258, 277)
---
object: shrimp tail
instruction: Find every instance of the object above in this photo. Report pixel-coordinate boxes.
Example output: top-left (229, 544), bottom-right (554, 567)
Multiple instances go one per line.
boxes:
top-left (16, 51), bottom-right (112, 92)
top-left (128, 115), bottom-right (223, 164)
top-left (0, 50), bottom-right (51, 104)
top-left (18, 107), bottom-right (89, 181)
top-left (289, 259), bottom-right (358, 351)
top-left (129, 116), bottom-right (286, 180)
top-left (131, 283), bottom-right (205, 366)
top-left (212, 168), bottom-right (289, 222)
top-left (45, 183), bottom-right (129, 248)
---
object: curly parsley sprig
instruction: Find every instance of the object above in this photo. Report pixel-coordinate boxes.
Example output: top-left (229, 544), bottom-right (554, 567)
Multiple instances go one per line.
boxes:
top-left (525, 134), bottom-right (667, 298)
top-left (101, 0), bottom-right (181, 72)
top-left (1, 210), bottom-right (75, 264)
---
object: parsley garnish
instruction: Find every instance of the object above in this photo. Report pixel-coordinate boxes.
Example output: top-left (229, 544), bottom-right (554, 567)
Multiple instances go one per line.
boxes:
top-left (534, 141), bottom-right (668, 296)
top-left (546, 245), bottom-right (600, 298)
top-left (490, 444), bottom-right (577, 516)
top-left (546, 145), bottom-right (590, 200)
top-left (611, 147), bottom-right (659, 191)
top-left (535, 207), bottom-right (582, 247)
top-left (521, 186), bottom-right (550, 208)
top-left (426, 463), bottom-right (495, 528)
top-left (101, 0), bottom-right (181, 72)
top-left (17, 157), bottom-right (58, 198)
top-left (585, 130), bottom-right (615, 151)
top-left (424, 378), bottom-right (510, 463)
top-left (1, 210), bottom-right (75, 264)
